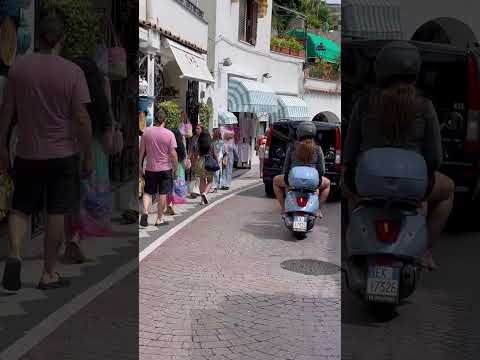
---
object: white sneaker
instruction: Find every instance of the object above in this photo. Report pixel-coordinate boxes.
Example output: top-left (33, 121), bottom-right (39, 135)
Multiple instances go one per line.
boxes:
top-left (201, 193), bottom-right (209, 205)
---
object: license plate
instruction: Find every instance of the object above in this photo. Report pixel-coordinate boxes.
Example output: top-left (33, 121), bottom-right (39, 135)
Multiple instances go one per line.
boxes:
top-left (293, 216), bottom-right (307, 232)
top-left (366, 266), bottom-right (400, 304)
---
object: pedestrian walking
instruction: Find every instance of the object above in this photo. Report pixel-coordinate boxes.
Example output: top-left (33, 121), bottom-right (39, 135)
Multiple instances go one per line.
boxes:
top-left (212, 128), bottom-right (224, 192)
top-left (63, 57), bottom-right (114, 264)
top-left (139, 109), bottom-right (178, 227)
top-left (165, 127), bottom-right (187, 216)
top-left (0, 9), bottom-right (93, 291)
top-left (220, 131), bottom-right (237, 190)
top-left (257, 136), bottom-right (267, 178)
top-left (187, 123), bottom-right (203, 198)
top-left (195, 131), bottom-right (218, 204)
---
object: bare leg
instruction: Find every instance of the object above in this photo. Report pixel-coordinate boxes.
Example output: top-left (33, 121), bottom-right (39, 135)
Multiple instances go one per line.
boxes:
top-left (156, 194), bottom-right (167, 224)
top-left (199, 177), bottom-right (212, 204)
top-left (423, 171), bottom-right (455, 270)
top-left (316, 177), bottom-right (331, 218)
top-left (260, 159), bottom-right (264, 178)
top-left (7, 210), bottom-right (30, 260)
top-left (142, 192), bottom-right (152, 215)
top-left (40, 214), bottom-right (65, 284)
top-left (273, 175), bottom-right (286, 213)
top-left (199, 177), bottom-right (206, 196)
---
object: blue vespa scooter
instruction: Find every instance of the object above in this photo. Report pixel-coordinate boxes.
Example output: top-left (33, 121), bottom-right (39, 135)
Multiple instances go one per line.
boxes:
top-left (283, 166), bottom-right (320, 240)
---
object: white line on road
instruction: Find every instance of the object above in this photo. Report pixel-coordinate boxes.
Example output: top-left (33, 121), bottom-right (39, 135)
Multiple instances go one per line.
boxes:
top-left (139, 181), bottom-right (262, 262)
top-left (0, 181), bottom-right (261, 360)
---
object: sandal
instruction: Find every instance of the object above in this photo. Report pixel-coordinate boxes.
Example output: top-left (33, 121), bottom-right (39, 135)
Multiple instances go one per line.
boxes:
top-left (155, 220), bottom-right (169, 227)
top-left (2, 258), bottom-right (21, 291)
top-left (38, 273), bottom-right (70, 290)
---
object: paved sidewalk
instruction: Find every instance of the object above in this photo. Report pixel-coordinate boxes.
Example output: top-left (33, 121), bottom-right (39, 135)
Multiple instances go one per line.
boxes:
top-left (139, 165), bottom-right (262, 252)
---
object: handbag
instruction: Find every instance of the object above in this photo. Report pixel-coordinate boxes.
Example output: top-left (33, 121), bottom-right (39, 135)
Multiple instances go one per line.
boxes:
top-left (204, 154), bottom-right (220, 172)
top-left (102, 122), bottom-right (123, 155)
top-left (95, 17), bottom-right (127, 80)
top-left (222, 153), bottom-right (228, 167)
top-left (174, 179), bottom-right (188, 198)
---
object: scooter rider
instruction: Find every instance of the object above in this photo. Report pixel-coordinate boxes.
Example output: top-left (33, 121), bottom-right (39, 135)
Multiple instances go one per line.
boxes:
top-left (342, 41), bottom-right (455, 271)
top-left (273, 121), bottom-right (331, 219)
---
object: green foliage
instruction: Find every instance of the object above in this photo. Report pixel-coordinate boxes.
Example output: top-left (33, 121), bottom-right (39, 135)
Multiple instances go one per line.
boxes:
top-left (333, 56), bottom-right (341, 73)
top-left (308, 58), bottom-right (340, 81)
top-left (271, 37), bottom-right (281, 47)
top-left (157, 101), bottom-right (181, 129)
top-left (198, 102), bottom-right (212, 129)
top-left (272, 0), bottom-right (332, 33)
top-left (43, 0), bottom-right (101, 59)
top-left (287, 37), bottom-right (304, 51)
top-left (272, 36), bottom-right (304, 52)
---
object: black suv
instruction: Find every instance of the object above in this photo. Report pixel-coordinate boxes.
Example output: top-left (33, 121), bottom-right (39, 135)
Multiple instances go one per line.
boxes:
top-left (343, 39), bottom-right (480, 212)
top-left (262, 119), bottom-right (342, 199)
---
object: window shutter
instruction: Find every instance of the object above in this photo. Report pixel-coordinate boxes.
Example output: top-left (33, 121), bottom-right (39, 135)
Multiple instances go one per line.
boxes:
top-left (250, 1), bottom-right (258, 45)
top-left (238, 0), bottom-right (247, 42)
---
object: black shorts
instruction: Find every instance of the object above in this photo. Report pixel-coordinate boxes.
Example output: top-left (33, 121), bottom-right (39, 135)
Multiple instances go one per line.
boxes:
top-left (11, 155), bottom-right (80, 215)
top-left (144, 170), bottom-right (173, 196)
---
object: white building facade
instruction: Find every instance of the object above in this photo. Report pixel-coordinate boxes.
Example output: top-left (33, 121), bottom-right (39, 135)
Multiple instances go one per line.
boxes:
top-left (199, 0), bottom-right (343, 166)
top-left (139, 0), bottom-right (214, 127)
top-left (200, 0), bottom-right (305, 136)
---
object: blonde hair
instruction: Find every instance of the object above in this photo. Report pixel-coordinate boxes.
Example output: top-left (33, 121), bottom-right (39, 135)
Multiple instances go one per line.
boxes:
top-left (296, 139), bottom-right (316, 164)
top-left (370, 83), bottom-right (419, 145)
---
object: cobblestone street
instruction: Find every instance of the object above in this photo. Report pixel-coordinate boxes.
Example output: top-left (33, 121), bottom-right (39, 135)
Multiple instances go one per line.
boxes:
top-left (139, 184), bottom-right (341, 360)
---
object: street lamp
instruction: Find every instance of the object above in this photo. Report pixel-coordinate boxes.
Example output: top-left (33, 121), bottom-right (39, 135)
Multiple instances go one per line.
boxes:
top-left (262, 73), bottom-right (272, 79)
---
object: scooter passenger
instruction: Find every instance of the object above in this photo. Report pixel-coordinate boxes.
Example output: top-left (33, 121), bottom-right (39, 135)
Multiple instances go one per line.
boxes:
top-left (342, 41), bottom-right (455, 271)
top-left (273, 122), bottom-right (331, 219)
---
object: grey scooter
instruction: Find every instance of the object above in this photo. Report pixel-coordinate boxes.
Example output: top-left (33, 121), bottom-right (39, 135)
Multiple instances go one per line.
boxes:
top-left (344, 148), bottom-right (429, 319)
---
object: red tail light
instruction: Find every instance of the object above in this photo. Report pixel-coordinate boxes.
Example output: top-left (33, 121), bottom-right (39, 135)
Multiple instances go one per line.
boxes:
top-left (265, 126), bottom-right (273, 157)
top-left (376, 221), bottom-right (400, 243)
top-left (266, 126), bottom-right (273, 146)
top-left (297, 196), bottom-right (308, 207)
top-left (335, 127), bottom-right (342, 171)
top-left (466, 55), bottom-right (480, 153)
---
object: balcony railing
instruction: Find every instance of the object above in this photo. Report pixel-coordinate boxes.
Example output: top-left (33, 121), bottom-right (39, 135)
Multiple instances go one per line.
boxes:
top-left (174, 0), bottom-right (204, 19)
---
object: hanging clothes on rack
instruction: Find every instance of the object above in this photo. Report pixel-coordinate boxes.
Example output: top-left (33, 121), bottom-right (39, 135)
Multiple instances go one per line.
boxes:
top-left (238, 140), bottom-right (251, 164)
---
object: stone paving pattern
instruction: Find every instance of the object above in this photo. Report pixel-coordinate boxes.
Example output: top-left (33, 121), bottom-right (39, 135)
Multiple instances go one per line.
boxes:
top-left (140, 186), bottom-right (341, 360)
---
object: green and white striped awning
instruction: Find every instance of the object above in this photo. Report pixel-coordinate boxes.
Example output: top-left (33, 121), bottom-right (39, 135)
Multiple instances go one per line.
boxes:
top-left (270, 95), bottom-right (311, 122)
top-left (228, 77), bottom-right (278, 113)
top-left (218, 111), bottom-right (238, 125)
top-left (343, 0), bottom-right (403, 40)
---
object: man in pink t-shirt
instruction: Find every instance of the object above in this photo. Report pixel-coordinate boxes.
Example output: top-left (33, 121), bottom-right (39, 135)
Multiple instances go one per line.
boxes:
top-left (139, 109), bottom-right (178, 226)
top-left (0, 10), bottom-right (93, 291)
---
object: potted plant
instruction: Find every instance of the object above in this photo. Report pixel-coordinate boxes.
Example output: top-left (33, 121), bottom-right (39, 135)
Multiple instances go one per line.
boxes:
top-left (278, 37), bottom-right (288, 55)
top-left (293, 39), bottom-right (304, 57)
top-left (157, 101), bottom-right (181, 129)
top-left (271, 37), bottom-right (280, 53)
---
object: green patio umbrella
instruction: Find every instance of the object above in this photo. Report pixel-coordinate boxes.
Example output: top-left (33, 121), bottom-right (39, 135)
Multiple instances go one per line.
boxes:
top-left (286, 29), bottom-right (340, 63)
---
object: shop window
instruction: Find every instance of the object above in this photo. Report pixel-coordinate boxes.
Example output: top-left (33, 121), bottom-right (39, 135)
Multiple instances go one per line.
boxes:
top-left (238, 0), bottom-right (258, 46)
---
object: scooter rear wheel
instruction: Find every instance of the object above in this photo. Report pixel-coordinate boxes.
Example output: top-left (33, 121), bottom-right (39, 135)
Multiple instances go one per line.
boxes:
top-left (294, 232), bottom-right (307, 240)
top-left (368, 302), bottom-right (397, 321)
